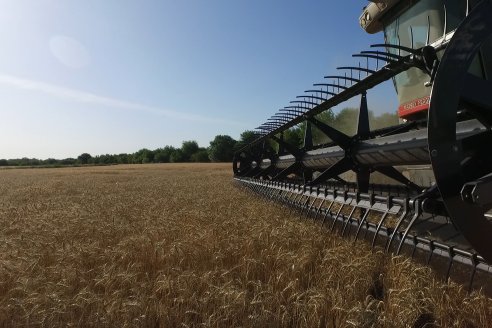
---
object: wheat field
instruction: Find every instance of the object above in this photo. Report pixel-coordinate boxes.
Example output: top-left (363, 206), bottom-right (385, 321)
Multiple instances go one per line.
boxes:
top-left (0, 163), bottom-right (490, 327)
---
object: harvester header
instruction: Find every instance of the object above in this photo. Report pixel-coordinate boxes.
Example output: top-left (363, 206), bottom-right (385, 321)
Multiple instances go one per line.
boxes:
top-left (233, 0), bottom-right (492, 290)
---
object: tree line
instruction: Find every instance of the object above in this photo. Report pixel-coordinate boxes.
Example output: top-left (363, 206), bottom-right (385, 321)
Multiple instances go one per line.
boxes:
top-left (0, 108), bottom-right (398, 167)
top-left (0, 134), bottom-right (252, 167)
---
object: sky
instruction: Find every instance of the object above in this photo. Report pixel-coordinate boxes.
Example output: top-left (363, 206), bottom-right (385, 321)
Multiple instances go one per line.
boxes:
top-left (0, 0), bottom-right (398, 159)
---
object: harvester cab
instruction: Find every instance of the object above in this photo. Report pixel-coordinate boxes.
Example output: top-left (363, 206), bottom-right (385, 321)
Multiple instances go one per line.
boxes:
top-left (234, 0), bottom-right (492, 290)
top-left (361, 0), bottom-right (492, 120)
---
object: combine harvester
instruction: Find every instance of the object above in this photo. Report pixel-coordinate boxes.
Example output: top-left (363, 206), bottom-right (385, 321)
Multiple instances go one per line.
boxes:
top-left (233, 0), bottom-right (492, 290)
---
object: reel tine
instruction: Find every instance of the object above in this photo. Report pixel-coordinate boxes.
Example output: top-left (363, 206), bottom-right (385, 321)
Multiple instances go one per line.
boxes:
top-left (337, 66), bottom-right (376, 75)
top-left (280, 109), bottom-right (302, 116)
top-left (443, 1), bottom-right (447, 37)
top-left (285, 105), bottom-right (311, 112)
top-left (305, 90), bottom-right (328, 100)
top-left (269, 117), bottom-right (289, 124)
top-left (312, 83), bottom-right (347, 91)
top-left (290, 100), bottom-right (318, 107)
top-left (426, 15), bottom-right (431, 45)
top-left (275, 113), bottom-right (296, 119)
top-left (273, 113), bottom-right (293, 119)
top-left (280, 107), bottom-right (302, 113)
top-left (353, 53), bottom-right (397, 64)
top-left (324, 75), bottom-right (360, 84)
top-left (370, 43), bottom-right (418, 55)
top-left (410, 26), bottom-right (414, 50)
top-left (270, 113), bottom-right (290, 120)
top-left (297, 94), bottom-right (325, 103)
top-left (360, 50), bottom-right (403, 60)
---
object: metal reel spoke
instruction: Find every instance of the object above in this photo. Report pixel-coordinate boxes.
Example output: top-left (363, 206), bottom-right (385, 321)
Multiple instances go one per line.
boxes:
top-left (460, 130), bottom-right (492, 180)
top-left (356, 167), bottom-right (370, 194)
top-left (308, 157), bottom-right (352, 186)
top-left (375, 166), bottom-right (421, 192)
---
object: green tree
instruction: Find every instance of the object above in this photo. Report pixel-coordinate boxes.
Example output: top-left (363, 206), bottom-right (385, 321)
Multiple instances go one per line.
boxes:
top-left (134, 148), bottom-right (154, 164)
top-left (45, 158), bottom-right (57, 165)
top-left (239, 130), bottom-right (258, 145)
top-left (190, 149), bottom-right (210, 162)
top-left (282, 126), bottom-right (304, 149)
top-left (154, 146), bottom-right (175, 163)
top-left (331, 107), bottom-right (399, 135)
top-left (61, 158), bottom-right (76, 165)
top-left (332, 108), bottom-right (359, 136)
top-left (270, 109), bottom-right (336, 151)
top-left (181, 140), bottom-right (200, 162)
top-left (208, 135), bottom-right (237, 162)
top-left (96, 154), bottom-right (116, 164)
top-left (77, 153), bottom-right (92, 165)
top-left (170, 149), bottom-right (185, 163)
top-left (236, 130), bottom-right (272, 154)
top-left (370, 111), bottom-right (399, 130)
top-left (312, 109), bottom-right (336, 145)
top-left (116, 153), bottom-right (130, 164)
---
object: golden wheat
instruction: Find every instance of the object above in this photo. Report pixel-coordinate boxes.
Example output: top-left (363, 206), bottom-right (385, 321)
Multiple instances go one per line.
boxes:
top-left (0, 163), bottom-right (490, 327)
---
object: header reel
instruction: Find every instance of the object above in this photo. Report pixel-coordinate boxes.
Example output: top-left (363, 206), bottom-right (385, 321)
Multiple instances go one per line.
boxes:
top-left (233, 0), bottom-right (492, 286)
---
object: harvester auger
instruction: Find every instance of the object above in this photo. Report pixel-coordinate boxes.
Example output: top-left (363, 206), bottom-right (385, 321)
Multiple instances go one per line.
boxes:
top-left (233, 0), bottom-right (492, 290)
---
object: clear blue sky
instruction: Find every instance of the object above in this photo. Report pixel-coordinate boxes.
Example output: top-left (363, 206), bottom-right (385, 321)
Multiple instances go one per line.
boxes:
top-left (0, 0), bottom-right (397, 159)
